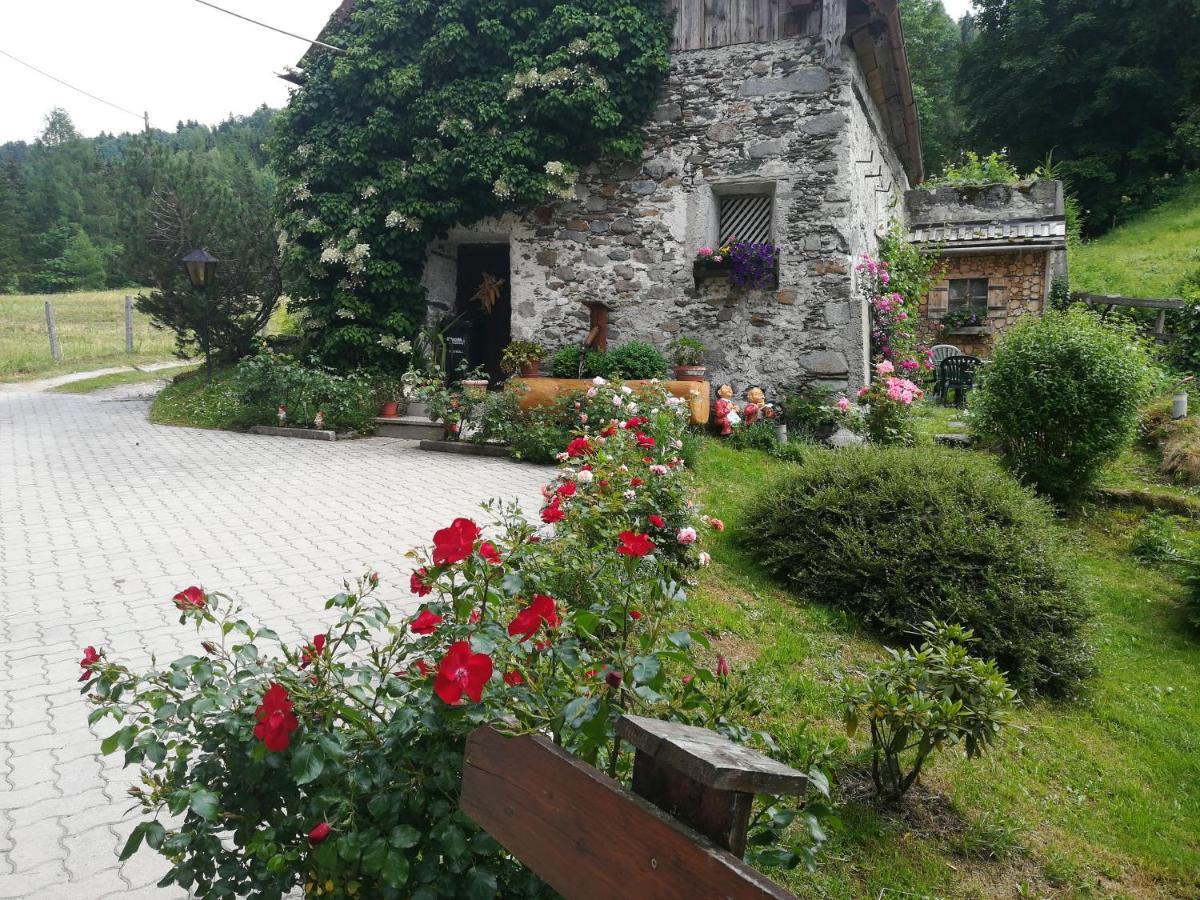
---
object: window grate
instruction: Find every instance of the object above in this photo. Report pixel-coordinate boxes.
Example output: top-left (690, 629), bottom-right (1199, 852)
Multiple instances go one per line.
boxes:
top-left (718, 194), bottom-right (773, 245)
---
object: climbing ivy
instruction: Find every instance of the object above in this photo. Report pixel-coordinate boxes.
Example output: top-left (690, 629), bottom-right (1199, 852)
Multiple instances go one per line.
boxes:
top-left (270, 0), bottom-right (672, 368)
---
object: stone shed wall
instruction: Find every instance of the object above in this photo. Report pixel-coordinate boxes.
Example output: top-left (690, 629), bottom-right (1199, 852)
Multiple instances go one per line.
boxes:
top-left (424, 33), bottom-right (907, 396)
top-left (920, 250), bottom-right (1049, 357)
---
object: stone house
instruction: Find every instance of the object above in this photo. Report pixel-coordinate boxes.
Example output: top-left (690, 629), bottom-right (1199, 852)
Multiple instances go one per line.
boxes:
top-left (295, 1), bottom-right (1063, 393)
top-left (905, 180), bottom-right (1068, 357)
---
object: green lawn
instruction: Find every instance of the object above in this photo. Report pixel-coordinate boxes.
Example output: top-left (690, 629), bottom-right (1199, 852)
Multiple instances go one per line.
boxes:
top-left (50, 365), bottom-right (197, 394)
top-left (688, 440), bottom-right (1200, 898)
top-left (0, 289), bottom-right (178, 381)
top-left (1071, 173), bottom-right (1200, 299)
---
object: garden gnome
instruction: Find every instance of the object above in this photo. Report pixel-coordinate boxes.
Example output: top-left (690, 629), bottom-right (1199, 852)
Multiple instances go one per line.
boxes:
top-left (313, 410), bottom-right (325, 430)
top-left (277, 404), bottom-right (287, 425)
top-left (743, 386), bottom-right (766, 426)
top-left (714, 384), bottom-right (741, 436)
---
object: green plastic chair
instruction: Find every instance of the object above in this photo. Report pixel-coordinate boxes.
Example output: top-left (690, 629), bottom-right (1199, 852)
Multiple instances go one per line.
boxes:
top-left (938, 355), bottom-right (983, 407)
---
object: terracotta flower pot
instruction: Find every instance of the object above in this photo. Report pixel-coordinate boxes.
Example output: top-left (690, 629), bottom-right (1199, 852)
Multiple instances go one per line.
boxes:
top-left (379, 401), bottom-right (399, 418)
top-left (674, 365), bottom-right (706, 383)
top-left (519, 360), bottom-right (541, 377)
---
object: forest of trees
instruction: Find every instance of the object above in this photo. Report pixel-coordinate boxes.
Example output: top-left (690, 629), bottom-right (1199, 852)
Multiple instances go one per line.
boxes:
top-left (0, 106), bottom-right (276, 293)
top-left (902, 0), bottom-right (1200, 235)
top-left (1, 0), bottom-right (1197, 298)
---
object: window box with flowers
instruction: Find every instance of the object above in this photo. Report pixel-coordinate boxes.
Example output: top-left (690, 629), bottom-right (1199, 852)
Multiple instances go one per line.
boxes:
top-left (693, 242), bottom-right (780, 290)
top-left (937, 309), bottom-right (989, 336)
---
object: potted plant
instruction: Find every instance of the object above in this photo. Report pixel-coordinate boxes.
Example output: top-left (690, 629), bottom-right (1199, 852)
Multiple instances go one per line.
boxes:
top-left (670, 336), bottom-right (707, 382)
top-left (500, 340), bottom-right (545, 377)
top-left (374, 376), bottom-right (401, 418)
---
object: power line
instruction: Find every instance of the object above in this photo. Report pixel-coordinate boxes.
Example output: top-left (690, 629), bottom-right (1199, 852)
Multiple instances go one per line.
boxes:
top-left (0, 47), bottom-right (144, 122)
top-left (189, 0), bottom-right (346, 53)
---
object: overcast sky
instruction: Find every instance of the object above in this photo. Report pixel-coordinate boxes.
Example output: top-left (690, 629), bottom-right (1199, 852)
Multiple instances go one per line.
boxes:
top-left (0, 0), bottom-right (977, 144)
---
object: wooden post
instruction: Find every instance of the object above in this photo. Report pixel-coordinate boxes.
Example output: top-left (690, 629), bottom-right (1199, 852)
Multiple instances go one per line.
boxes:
top-left (460, 725), bottom-right (801, 899)
top-left (44, 301), bottom-right (61, 361)
top-left (124, 295), bottom-right (134, 352)
top-left (584, 301), bottom-right (610, 351)
top-left (616, 715), bottom-right (810, 858)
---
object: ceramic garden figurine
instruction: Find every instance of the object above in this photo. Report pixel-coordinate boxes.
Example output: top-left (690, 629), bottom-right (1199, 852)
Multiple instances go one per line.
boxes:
top-left (714, 384), bottom-right (741, 436)
top-left (743, 386), bottom-right (766, 426)
top-left (277, 404), bottom-right (287, 425)
top-left (313, 410), bottom-right (325, 430)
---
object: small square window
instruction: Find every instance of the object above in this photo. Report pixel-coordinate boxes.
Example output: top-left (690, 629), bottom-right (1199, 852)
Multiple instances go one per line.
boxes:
top-left (718, 193), bottom-right (773, 245)
top-left (948, 278), bottom-right (988, 314)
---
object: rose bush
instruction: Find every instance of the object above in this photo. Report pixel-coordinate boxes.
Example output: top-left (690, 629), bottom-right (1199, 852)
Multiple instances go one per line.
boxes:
top-left (81, 389), bottom-right (825, 898)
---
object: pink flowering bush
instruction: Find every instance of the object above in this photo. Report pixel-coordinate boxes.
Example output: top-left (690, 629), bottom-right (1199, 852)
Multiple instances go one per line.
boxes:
top-left (859, 225), bottom-right (942, 377)
top-left (79, 403), bottom-right (825, 897)
top-left (856, 361), bottom-right (924, 445)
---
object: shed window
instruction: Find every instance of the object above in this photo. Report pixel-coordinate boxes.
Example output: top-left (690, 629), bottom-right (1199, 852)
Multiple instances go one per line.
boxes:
top-left (948, 278), bottom-right (988, 314)
top-left (718, 194), bottom-right (773, 245)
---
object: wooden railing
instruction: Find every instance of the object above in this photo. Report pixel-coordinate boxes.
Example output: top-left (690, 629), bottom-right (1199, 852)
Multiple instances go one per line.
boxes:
top-left (1074, 291), bottom-right (1186, 341)
top-left (459, 716), bottom-right (810, 899)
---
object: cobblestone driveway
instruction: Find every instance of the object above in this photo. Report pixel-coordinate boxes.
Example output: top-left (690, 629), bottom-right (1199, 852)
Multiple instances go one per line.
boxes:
top-left (0, 381), bottom-right (549, 897)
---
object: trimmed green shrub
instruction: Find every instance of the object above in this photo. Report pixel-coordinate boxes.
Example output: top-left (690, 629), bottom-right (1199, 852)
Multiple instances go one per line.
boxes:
top-left (743, 446), bottom-right (1093, 695)
top-left (598, 341), bottom-right (670, 380)
top-left (970, 309), bottom-right (1153, 503)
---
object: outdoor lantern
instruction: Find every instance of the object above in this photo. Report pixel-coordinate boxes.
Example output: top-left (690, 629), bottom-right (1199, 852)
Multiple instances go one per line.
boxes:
top-left (181, 248), bottom-right (219, 289)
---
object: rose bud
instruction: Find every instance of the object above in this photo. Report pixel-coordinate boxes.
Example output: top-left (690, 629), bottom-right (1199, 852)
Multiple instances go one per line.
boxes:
top-left (715, 655), bottom-right (730, 678)
top-left (604, 669), bottom-right (623, 690)
top-left (309, 822), bottom-right (331, 845)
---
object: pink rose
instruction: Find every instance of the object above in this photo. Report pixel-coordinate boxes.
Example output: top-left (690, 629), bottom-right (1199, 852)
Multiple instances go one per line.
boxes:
top-left (836, 396), bottom-right (850, 412)
top-left (677, 527), bottom-right (698, 545)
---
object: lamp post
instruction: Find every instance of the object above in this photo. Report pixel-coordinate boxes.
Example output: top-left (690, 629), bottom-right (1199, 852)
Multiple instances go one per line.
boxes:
top-left (181, 249), bottom-right (219, 383)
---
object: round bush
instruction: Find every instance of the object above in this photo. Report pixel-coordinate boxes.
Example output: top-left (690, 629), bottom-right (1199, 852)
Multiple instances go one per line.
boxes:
top-left (604, 341), bottom-right (670, 380)
top-left (742, 446), bottom-right (1093, 696)
top-left (970, 308), bottom-right (1152, 503)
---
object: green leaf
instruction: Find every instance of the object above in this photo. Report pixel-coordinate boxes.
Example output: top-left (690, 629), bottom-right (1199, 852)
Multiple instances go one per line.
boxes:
top-left (292, 744), bottom-right (325, 785)
top-left (118, 823), bottom-right (147, 860)
top-left (389, 825), bottom-right (420, 849)
top-left (189, 788), bottom-right (220, 821)
top-left (144, 821), bottom-right (167, 850)
top-left (380, 850), bottom-right (410, 888)
top-left (100, 730), bottom-right (122, 756)
top-left (464, 866), bottom-right (498, 900)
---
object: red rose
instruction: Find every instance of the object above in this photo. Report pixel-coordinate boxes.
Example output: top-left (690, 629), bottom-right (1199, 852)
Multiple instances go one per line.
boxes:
top-left (600, 423), bottom-right (617, 438)
top-left (253, 683), bottom-right (299, 752)
top-left (432, 518), bottom-right (481, 566)
top-left (624, 416), bottom-right (646, 429)
top-left (605, 669), bottom-right (623, 689)
top-left (300, 634), bottom-right (327, 669)
top-left (716, 655), bottom-right (730, 678)
top-left (616, 531), bottom-right (655, 557)
top-left (309, 822), bottom-right (331, 844)
top-left (709, 518), bottom-right (726, 532)
top-left (541, 498), bottom-right (564, 524)
top-left (508, 594), bottom-right (560, 642)
top-left (648, 514), bottom-right (665, 529)
top-left (410, 567), bottom-right (433, 596)
top-left (630, 477), bottom-right (644, 488)
top-left (410, 609), bottom-right (443, 635)
top-left (580, 463), bottom-right (594, 471)
top-left (172, 586), bottom-right (206, 611)
top-left (479, 541), bottom-right (502, 565)
top-left (398, 659), bottom-right (432, 678)
top-left (629, 610), bottom-right (642, 620)
top-left (556, 481), bottom-right (577, 498)
top-left (635, 432), bottom-right (655, 448)
top-left (566, 437), bottom-right (593, 458)
top-left (78, 646), bottom-right (100, 682)
top-left (504, 670), bottom-right (525, 687)
top-left (434, 641), bottom-right (493, 705)
top-left (598, 479), bottom-right (610, 489)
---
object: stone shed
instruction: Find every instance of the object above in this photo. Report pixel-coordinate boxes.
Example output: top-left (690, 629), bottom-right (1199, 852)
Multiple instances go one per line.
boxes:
top-left (418, 0), bottom-right (924, 394)
top-left (906, 180), bottom-right (1068, 357)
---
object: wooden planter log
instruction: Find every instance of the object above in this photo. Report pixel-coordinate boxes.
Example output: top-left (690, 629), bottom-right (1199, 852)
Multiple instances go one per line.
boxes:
top-left (509, 377), bottom-right (710, 425)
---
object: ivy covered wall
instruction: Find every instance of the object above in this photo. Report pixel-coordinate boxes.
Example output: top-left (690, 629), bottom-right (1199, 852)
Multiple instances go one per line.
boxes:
top-left (271, 0), bottom-right (672, 368)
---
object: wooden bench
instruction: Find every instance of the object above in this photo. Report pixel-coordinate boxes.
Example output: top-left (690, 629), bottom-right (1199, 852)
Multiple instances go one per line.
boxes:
top-left (460, 716), bottom-right (810, 899)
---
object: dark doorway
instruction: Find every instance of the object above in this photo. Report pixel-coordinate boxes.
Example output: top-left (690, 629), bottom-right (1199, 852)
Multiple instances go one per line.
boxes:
top-left (454, 243), bottom-right (511, 383)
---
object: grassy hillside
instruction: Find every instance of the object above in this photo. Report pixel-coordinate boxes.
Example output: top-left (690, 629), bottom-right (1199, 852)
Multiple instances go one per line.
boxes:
top-left (1071, 174), bottom-right (1200, 299)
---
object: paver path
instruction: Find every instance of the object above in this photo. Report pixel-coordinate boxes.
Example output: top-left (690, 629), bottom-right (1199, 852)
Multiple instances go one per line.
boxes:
top-left (0, 381), bottom-right (549, 897)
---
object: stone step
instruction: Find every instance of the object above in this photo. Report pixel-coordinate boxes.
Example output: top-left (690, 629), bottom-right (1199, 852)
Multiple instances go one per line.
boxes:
top-left (374, 417), bottom-right (445, 441)
top-left (934, 433), bottom-right (973, 448)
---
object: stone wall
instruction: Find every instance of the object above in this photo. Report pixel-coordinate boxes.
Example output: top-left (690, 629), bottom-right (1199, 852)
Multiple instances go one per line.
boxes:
top-left (905, 181), bottom-right (1063, 226)
top-left (920, 250), bottom-right (1049, 357)
top-left (423, 33), bottom-right (908, 396)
